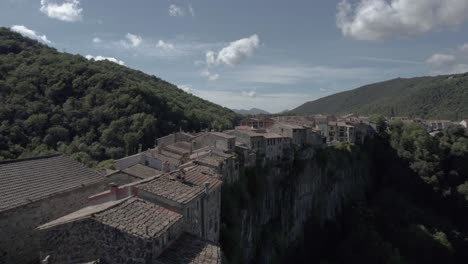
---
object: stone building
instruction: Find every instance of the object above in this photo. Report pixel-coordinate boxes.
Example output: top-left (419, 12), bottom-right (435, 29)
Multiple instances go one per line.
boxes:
top-left (85, 166), bottom-right (222, 243)
top-left (191, 149), bottom-right (239, 183)
top-left (225, 129), bottom-right (266, 157)
top-left (0, 155), bottom-right (133, 263)
top-left (37, 197), bottom-right (184, 263)
top-left (263, 133), bottom-right (290, 161)
top-left (155, 233), bottom-right (222, 264)
top-left (327, 121), bottom-right (356, 143)
top-left (239, 117), bottom-right (274, 129)
top-left (268, 122), bottom-right (308, 146)
top-left (192, 132), bottom-right (236, 152)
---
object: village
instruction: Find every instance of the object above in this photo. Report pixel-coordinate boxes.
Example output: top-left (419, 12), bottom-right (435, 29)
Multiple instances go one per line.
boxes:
top-left (0, 113), bottom-right (466, 264)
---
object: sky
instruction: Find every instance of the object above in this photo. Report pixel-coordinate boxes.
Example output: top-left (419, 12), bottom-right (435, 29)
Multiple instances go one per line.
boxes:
top-left (2, 0), bottom-right (468, 113)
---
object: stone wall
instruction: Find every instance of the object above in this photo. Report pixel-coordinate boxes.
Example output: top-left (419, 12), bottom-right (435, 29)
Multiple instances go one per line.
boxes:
top-left (203, 187), bottom-right (222, 243)
top-left (0, 174), bottom-right (135, 264)
top-left (38, 216), bottom-right (184, 263)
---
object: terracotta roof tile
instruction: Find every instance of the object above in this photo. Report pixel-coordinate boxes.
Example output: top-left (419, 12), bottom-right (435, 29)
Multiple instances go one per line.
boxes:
top-left (137, 173), bottom-right (204, 205)
top-left (0, 155), bottom-right (103, 213)
top-left (38, 198), bottom-right (182, 240)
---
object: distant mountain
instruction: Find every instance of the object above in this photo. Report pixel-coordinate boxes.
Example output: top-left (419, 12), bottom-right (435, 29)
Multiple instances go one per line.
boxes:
top-left (0, 28), bottom-right (237, 164)
top-left (291, 73), bottom-right (468, 120)
top-left (233, 108), bottom-right (270, 115)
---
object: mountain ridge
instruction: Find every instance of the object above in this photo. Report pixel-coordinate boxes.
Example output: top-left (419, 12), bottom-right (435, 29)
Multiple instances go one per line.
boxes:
top-left (291, 73), bottom-right (468, 120)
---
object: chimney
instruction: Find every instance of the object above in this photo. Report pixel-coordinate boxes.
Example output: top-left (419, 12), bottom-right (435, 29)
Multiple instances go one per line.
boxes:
top-left (204, 182), bottom-right (210, 194)
top-left (110, 183), bottom-right (118, 199)
top-left (162, 161), bottom-right (170, 173)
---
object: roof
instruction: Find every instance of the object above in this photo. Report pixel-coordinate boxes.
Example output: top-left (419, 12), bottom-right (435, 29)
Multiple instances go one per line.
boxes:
top-left (137, 173), bottom-right (204, 205)
top-left (38, 197), bottom-right (182, 240)
top-left (0, 155), bottom-right (103, 213)
top-left (123, 164), bottom-right (161, 179)
top-left (274, 122), bottom-right (305, 129)
top-left (156, 233), bottom-right (221, 264)
top-left (180, 166), bottom-right (222, 191)
top-left (209, 132), bottom-right (236, 139)
top-left (262, 133), bottom-right (284, 139)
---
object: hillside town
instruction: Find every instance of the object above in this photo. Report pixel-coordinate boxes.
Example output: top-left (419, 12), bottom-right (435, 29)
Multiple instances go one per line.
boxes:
top-left (0, 113), bottom-right (467, 264)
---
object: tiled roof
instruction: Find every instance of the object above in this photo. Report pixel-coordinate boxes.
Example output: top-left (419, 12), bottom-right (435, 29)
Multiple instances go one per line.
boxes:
top-left (137, 173), bottom-right (204, 205)
top-left (209, 132), bottom-right (236, 139)
top-left (274, 122), bottom-right (305, 129)
top-left (38, 198), bottom-right (182, 240)
top-left (0, 155), bottom-right (103, 213)
top-left (156, 233), bottom-right (221, 264)
top-left (123, 164), bottom-right (161, 179)
top-left (180, 166), bottom-right (222, 191)
top-left (262, 133), bottom-right (284, 139)
top-left (195, 155), bottom-right (224, 167)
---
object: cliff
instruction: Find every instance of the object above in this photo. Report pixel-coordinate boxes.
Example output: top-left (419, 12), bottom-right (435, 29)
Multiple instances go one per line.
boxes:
top-left (221, 145), bottom-right (372, 263)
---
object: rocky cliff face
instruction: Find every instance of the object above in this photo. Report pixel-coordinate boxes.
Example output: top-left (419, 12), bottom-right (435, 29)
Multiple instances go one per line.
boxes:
top-left (221, 145), bottom-right (372, 263)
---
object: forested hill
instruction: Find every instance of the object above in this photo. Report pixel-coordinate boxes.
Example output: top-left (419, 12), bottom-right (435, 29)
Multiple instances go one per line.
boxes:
top-left (291, 73), bottom-right (468, 120)
top-left (0, 28), bottom-right (237, 165)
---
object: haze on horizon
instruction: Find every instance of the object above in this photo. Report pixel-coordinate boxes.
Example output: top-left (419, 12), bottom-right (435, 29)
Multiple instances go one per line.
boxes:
top-left (2, 0), bottom-right (468, 113)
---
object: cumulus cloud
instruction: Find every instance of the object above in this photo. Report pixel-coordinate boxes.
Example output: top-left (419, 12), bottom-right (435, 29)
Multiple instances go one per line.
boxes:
top-left (201, 69), bottom-right (219, 81)
top-left (40, 0), bottom-right (82, 22)
top-left (156, 40), bottom-right (175, 51)
top-left (426, 44), bottom-right (468, 74)
top-left (169, 4), bottom-right (185, 17)
top-left (92, 37), bottom-right (101, 43)
top-left (426, 54), bottom-right (456, 67)
top-left (125, 33), bottom-right (142, 47)
top-left (178, 85), bottom-right (193, 93)
top-left (206, 34), bottom-right (260, 66)
top-left (336, 0), bottom-right (468, 41)
top-left (10, 25), bottom-right (51, 44)
top-left (85, 55), bottom-right (125, 65)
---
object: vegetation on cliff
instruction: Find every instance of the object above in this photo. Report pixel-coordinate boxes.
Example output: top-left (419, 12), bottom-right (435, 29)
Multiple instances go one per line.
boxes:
top-left (291, 123), bottom-right (468, 264)
top-left (0, 28), bottom-right (237, 165)
top-left (291, 74), bottom-right (468, 120)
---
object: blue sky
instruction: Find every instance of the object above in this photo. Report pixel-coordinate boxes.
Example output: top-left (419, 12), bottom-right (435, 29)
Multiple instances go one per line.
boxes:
top-left (2, 0), bottom-right (468, 113)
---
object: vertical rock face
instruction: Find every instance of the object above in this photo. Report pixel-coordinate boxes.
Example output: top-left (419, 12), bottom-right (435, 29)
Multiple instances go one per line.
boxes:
top-left (221, 146), bottom-right (371, 263)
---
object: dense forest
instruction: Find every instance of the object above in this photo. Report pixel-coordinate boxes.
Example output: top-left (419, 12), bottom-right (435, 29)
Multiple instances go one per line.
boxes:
top-left (291, 74), bottom-right (468, 120)
top-left (0, 28), bottom-right (238, 166)
top-left (290, 122), bottom-right (468, 264)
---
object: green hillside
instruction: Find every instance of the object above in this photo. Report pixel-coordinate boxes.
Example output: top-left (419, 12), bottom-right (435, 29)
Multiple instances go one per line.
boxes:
top-left (291, 74), bottom-right (468, 120)
top-left (0, 28), bottom-right (237, 165)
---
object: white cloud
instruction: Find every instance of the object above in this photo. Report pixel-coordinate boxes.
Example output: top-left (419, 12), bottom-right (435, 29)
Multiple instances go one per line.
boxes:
top-left (459, 43), bottom-right (468, 53)
top-left (336, 0), bottom-right (468, 41)
top-left (169, 4), bottom-right (185, 17)
top-left (125, 33), bottom-right (142, 47)
top-left (426, 44), bottom-right (468, 74)
top-left (156, 40), bottom-right (175, 51)
top-left (10, 25), bottom-right (51, 44)
top-left (40, 0), bottom-right (82, 22)
top-left (206, 34), bottom-right (260, 66)
top-left (201, 69), bottom-right (220, 81)
top-left (85, 55), bottom-right (125, 65)
top-left (319, 88), bottom-right (328, 92)
top-left (92, 37), bottom-right (101, 43)
top-left (242, 91), bottom-right (257, 98)
top-left (178, 85), bottom-right (193, 93)
top-left (426, 54), bottom-right (456, 67)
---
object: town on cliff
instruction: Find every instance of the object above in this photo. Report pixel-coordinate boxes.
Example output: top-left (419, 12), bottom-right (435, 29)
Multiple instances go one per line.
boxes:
top-left (0, 113), bottom-right (466, 263)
